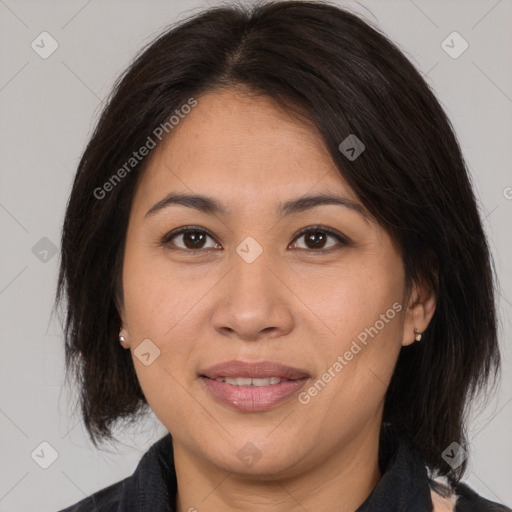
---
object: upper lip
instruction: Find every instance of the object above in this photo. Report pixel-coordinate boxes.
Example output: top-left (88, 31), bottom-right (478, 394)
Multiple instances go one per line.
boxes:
top-left (201, 360), bottom-right (309, 380)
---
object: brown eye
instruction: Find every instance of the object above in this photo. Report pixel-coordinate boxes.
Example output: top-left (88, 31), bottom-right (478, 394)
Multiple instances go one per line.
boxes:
top-left (302, 231), bottom-right (329, 249)
top-left (181, 230), bottom-right (207, 249)
top-left (163, 227), bottom-right (220, 252)
top-left (291, 226), bottom-right (349, 252)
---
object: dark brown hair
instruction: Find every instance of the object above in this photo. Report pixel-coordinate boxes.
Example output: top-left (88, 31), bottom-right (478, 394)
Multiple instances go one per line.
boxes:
top-left (54, 0), bottom-right (500, 483)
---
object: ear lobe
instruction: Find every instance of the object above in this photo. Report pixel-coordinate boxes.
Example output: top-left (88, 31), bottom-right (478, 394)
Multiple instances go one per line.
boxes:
top-left (401, 281), bottom-right (437, 347)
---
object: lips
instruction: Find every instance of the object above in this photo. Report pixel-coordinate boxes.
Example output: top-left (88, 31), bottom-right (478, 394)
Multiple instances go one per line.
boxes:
top-left (200, 360), bottom-right (309, 381)
top-left (200, 360), bottom-right (310, 412)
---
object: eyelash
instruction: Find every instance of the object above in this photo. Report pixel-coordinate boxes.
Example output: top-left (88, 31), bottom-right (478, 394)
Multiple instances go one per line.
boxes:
top-left (159, 225), bottom-right (350, 255)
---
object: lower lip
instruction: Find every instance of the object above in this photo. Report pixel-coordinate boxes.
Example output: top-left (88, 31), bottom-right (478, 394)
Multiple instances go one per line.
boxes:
top-left (200, 377), bottom-right (308, 412)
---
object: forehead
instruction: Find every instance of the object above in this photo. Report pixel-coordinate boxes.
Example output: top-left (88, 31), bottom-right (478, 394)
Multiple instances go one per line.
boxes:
top-left (132, 88), bottom-right (358, 211)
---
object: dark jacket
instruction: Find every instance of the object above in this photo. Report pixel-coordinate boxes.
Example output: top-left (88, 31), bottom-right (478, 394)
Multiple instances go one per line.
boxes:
top-left (57, 426), bottom-right (510, 512)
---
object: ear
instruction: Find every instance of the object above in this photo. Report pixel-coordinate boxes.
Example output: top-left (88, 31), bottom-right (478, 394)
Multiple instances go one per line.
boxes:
top-left (402, 278), bottom-right (436, 347)
top-left (118, 312), bottom-right (130, 349)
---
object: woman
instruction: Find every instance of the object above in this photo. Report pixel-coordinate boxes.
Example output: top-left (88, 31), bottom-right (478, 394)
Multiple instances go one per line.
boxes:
top-left (55, 1), bottom-right (510, 511)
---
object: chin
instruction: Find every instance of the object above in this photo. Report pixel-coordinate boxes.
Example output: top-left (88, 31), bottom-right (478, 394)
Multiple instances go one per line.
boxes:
top-left (198, 436), bottom-right (308, 479)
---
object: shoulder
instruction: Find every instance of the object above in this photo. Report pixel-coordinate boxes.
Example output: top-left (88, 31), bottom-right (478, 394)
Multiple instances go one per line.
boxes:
top-left (56, 478), bottom-right (126, 512)
top-left (56, 433), bottom-right (175, 512)
top-left (430, 477), bottom-right (511, 512)
top-left (453, 482), bottom-right (511, 512)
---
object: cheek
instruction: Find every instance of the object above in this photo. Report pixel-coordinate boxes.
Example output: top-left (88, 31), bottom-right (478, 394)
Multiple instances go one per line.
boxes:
top-left (122, 243), bottom-right (204, 338)
top-left (301, 256), bottom-right (403, 346)
top-left (297, 253), bottom-right (404, 406)
top-left (121, 244), bottom-right (213, 401)
top-left (121, 249), bottom-right (203, 428)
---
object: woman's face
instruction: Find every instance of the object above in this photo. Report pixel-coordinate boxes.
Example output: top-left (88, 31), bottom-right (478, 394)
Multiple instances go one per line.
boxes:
top-left (119, 88), bottom-right (425, 478)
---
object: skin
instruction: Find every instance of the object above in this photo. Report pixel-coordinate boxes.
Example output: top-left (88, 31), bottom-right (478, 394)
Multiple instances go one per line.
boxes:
top-left (118, 88), bottom-right (436, 512)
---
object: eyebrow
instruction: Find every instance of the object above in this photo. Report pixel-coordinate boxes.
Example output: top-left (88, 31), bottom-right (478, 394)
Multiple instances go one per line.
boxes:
top-left (144, 191), bottom-right (369, 221)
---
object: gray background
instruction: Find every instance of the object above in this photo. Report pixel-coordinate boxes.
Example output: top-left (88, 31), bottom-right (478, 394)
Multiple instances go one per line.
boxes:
top-left (0, 0), bottom-right (511, 510)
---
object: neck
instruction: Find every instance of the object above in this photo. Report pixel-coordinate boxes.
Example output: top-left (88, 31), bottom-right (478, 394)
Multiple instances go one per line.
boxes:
top-left (173, 424), bottom-right (382, 512)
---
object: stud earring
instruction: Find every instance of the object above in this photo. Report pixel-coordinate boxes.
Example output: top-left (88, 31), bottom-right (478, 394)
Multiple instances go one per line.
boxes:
top-left (414, 328), bottom-right (422, 342)
top-left (119, 328), bottom-right (126, 345)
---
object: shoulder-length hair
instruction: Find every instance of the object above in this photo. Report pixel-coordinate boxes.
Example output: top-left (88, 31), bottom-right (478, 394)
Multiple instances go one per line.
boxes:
top-left (55, 0), bottom-right (500, 483)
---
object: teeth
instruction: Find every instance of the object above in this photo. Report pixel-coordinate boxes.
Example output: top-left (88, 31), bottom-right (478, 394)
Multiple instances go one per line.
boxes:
top-left (214, 377), bottom-right (284, 386)
top-left (225, 377), bottom-right (252, 386)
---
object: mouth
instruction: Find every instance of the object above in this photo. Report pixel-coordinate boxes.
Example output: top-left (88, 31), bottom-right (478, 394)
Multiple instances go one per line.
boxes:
top-left (199, 360), bottom-right (310, 411)
top-left (210, 376), bottom-right (291, 386)
top-left (201, 359), bottom-right (309, 380)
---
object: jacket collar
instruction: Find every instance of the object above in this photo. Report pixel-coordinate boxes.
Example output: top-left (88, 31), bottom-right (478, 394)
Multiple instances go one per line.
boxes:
top-left (356, 424), bottom-right (433, 511)
top-left (117, 433), bottom-right (176, 511)
top-left (117, 425), bottom-right (434, 512)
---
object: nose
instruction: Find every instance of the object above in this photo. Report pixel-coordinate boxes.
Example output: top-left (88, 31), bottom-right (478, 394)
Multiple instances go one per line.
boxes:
top-left (210, 246), bottom-right (294, 342)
